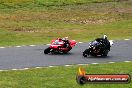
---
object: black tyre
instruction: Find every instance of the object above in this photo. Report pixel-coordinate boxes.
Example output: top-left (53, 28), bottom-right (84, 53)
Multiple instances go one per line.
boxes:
top-left (83, 52), bottom-right (87, 57)
top-left (83, 49), bottom-right (90, 57)
top-left (102, 49), bottom-right (108, 56)
top-left (68, 46), bottom-right (72, 51)
top-left (44, 47), bottom-right (51, 54)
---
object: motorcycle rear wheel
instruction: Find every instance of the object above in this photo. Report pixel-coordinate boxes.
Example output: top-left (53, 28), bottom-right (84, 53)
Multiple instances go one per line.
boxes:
top-left (44, 47), bottom-right (51, 54)
top-left (102, 49), bottom-right (108, 56)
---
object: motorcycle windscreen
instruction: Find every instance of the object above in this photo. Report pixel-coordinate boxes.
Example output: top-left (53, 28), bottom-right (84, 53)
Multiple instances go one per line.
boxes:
top-left (90, 41), bottom-right (100, 46)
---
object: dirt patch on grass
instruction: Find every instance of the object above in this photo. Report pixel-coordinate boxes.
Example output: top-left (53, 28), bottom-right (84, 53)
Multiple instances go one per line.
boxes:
top-left (13, 28), bottom-right (39, 33)
top-left (65, 19), bottom-right (115, 24)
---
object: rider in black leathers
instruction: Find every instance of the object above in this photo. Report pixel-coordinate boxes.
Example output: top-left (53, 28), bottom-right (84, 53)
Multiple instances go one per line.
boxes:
top-left (95, 35), bottom-right (110, 51)
top-left (62, 37), bottom-right (70, 48)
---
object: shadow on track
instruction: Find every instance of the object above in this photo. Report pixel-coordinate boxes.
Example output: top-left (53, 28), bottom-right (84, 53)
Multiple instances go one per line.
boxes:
top-left (83, 56), bottom-right (114, 59)
top-left (44, 52), bottom-right (74, 56)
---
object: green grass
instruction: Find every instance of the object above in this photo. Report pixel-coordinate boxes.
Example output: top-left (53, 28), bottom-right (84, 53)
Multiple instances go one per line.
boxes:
top-left (0, 1), bottom-right (131, 88)
top-left (0, 62), bottom-right (132, 88)
top-left (0, 0), bottom-right (132, 46)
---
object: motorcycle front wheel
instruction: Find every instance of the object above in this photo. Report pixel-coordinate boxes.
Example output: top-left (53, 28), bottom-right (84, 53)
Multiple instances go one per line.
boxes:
top-left (83, 49), bottom-right (90, 57)
top-left (44, 47), bottom-right (51, 54)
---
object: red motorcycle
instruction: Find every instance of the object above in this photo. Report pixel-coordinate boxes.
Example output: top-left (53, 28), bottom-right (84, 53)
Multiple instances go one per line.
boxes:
top-left (44, 38), bottom-right (77, 54)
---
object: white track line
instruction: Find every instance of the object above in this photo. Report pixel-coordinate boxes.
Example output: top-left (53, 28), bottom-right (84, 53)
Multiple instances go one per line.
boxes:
top-left (0, 47), bottom-right (5, 48)
top-left (35, 67), bottom-right (42, 69)
top-left (29, 45), bottom-right (36, 47)
top-left (91, 63), bottom-right (99, 65)
top-left (124, 39), bottom-right (130, 40)
top-left (15, 46), bottom-right (21, 48)
top-left (78, 64), bottom-right (87, 65)
top-left (0, 39), bottom-right (131, 49)
top-left (12, 69), bottom-right (18, 70)
top-left (17, 69), bottom-right (26, 71)
top-left (109, 62), bottom-right (115, 63)
top-left (47, 44), bottom-right (51, 45)
top-left (0, 70), bottom-right (8, 71)
top-left (124, 61), bottom-right (131, 62)
top-left (78, 64), bottom-right (84, 65)
top-left (65, 65), bottom-right (73, 67)
top-left (23, 68), bottom-right (29, 70)
top-left (0, 61), bottom-right (131, 71)
top-left (48, 66), bottom-right (55, 67)
top-left (78, 42), bottom-right (83, 43)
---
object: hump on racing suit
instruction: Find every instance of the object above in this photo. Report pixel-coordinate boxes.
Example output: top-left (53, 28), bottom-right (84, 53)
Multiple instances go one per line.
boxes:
top-left (95, 35), bottom-right (110, 50)
top-left (62, 37), bottom-right (70, 48)
top-left (54, 38), bottom-right (64, 44)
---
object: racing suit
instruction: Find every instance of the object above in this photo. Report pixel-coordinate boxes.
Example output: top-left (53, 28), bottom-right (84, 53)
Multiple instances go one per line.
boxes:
top-left (95, 38), bottom-right (110, 51)
top-left (63, 40), bottom-right (70, 48)
top-left (54, 40), bottom-right (64, 45)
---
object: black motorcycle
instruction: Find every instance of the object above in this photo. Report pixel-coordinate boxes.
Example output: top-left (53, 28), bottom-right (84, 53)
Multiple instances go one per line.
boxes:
top-left (83, 40), bottom-right (110, 57)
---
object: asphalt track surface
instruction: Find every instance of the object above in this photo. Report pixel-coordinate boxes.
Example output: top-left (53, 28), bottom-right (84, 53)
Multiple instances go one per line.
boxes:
top-left (0, 40), bottom-right (132, 70)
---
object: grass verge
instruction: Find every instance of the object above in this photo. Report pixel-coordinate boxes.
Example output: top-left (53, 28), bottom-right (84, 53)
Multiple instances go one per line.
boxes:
top-left (0, 0), bottom-right (132, 46)
top-left (0, 62), bottom-right (132, 88)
